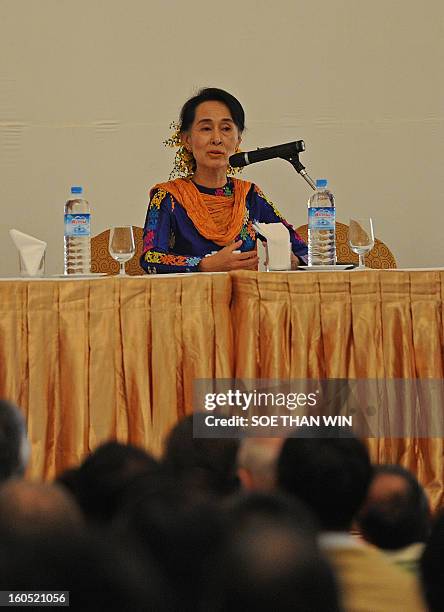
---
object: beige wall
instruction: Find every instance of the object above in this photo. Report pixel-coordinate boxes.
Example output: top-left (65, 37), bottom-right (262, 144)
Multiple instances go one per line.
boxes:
top-left (0, 0), bottom-right (443, 273)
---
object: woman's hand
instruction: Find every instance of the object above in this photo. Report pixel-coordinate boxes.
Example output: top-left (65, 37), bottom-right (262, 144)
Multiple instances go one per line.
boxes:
top-left (198, 240), bottom-right (259, 272)
top-left (291, 252), bottom-right (300, 270)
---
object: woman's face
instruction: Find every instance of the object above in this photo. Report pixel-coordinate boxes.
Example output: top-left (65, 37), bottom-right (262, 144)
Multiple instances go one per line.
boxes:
top-left (182, 100), bottom-right (242, 175)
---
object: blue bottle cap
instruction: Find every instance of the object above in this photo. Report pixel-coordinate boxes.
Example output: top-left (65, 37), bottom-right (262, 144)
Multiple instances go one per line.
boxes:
top-left (316, 179), bottom-right (328, 188)
top-left (71, 186), bottom-right (83, 194)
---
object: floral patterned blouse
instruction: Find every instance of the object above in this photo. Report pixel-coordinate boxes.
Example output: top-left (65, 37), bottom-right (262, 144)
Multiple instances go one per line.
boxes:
top-left (140, 178), bottom-right (308, 274)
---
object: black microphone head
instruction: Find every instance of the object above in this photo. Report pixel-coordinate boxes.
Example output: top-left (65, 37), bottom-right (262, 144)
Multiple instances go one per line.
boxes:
top-left (229, 141), bottom-right (306, 168)
top-left (229, 151), bottom-right (249, 167)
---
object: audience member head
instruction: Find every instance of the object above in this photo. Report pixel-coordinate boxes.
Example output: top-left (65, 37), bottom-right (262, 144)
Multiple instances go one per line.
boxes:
top-left (237, 437), bottom-right (284, 492)
top-left (0, 399), bottom-right (29, 481)
top-left (420, 511), bottom-right (444, 612)
top-left (56, 465), bottom-right (81, 496)
top-left (201, 510), bottom-right (340, 612)
top-left (222, 491), bottom-right (319, 539)
top-left (358, 464), bottom-right (430, 550)
top-left (163, 414), bottom-right (240, 498)
top-left (277, 432), bottom-right (372, 531)
top-left (116, 469), bottom-right (224, 612)
top-left (0, 481), bottom-right (82, 537)
top-left (64, 440), bottom-right (159, 523)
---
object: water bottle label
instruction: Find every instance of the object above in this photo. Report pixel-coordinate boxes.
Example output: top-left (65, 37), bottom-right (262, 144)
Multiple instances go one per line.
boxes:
top-left (64, 214), bottom-right (91, 237)
top-left (308, 207), bottom-right (335, 230)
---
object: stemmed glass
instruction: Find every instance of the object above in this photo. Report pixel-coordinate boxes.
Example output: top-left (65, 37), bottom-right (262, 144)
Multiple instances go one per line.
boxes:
top-left (109, 226), bottom-right (136, 276)
top-left (348, 218), bottom-right (375, 270)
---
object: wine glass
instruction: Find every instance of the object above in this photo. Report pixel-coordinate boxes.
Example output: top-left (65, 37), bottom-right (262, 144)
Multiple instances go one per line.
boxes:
top-left (348, 218), bottom-right (375, 270)
top-left (109, 226), bottom-right (136, 276)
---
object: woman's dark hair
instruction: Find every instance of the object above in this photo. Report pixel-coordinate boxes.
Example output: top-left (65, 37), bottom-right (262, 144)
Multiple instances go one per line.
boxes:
top-left (179, 88), bottom-right (245, 134)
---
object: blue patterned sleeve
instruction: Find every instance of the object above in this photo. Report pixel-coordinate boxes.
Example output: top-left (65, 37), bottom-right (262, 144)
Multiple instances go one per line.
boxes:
top-left (251, 185), bottom-right (308, 264)
top-left (140, 189), bottom-right (202, 274)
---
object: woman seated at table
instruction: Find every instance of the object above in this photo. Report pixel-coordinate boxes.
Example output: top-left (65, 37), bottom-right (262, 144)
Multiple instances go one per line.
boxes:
top-left (140, 88), bottom-right (308, 274)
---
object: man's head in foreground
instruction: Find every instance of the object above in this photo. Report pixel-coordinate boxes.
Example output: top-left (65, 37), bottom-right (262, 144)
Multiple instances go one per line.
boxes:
top-left (277, 433), bottom-right (372, 531)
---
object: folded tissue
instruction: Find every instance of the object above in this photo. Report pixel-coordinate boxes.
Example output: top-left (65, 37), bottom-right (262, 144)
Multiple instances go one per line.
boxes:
top-left (9, 229), bottom-right (46, 276)
top-left (253, 222), bottom-right (291, 271)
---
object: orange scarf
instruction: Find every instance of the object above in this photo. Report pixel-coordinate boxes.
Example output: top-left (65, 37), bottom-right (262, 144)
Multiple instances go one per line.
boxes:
top-left (151, 178), bottom-right (251, 246)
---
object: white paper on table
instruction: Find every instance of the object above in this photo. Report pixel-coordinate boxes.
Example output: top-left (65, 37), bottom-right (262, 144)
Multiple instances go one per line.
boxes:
top-left (9, 229), bottom-right (47, 276)
top-left (253, 222), bottom-right (291, 270)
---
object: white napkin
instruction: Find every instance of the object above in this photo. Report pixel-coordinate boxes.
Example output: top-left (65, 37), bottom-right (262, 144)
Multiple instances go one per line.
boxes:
top-left (9, 229), bottom-right (47, 276)
top-left (253, 222), bottom-right (291, 271)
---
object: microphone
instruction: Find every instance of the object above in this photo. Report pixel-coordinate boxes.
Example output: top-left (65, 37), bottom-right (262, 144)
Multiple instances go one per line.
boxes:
top-left (229, 140), bottom-right (305, 168)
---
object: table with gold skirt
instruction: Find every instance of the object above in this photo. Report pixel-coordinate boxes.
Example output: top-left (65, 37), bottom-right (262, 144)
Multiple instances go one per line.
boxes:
top-left (230, 270), bottom-right (444, 511)
top-left (0, 275), bottom-right (232, 479)
top-left (0, 270), bottom-right (442, 509)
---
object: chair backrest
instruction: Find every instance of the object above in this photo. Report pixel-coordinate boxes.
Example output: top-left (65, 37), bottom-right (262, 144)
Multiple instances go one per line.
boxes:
top-left (295, 221), bottom-right (397, 268)
top-left (91, 226), bottom-right (145, 275)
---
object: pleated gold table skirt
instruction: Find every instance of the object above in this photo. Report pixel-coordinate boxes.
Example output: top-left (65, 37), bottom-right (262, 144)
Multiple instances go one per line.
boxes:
top-left (0, 270), bottom-right (442, 510)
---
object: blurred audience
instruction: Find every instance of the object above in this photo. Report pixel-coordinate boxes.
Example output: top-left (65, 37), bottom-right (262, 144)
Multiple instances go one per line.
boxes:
top-left (0, 529), bottom-right (171, 611)
top-left (357, 464), bottom-right (430, 573)
top-left (236, 437), bottom-right (284, 492)
top-left (202, 517), bottom-right (341, 611)
top-left (278, 433), bottom-right (426, 612)
top-left (201, 476), bottom-right (338, 611)
top-left (0, 399), bottom-right (29, 481)
top-left (0, 408), bottom-right (440, 612)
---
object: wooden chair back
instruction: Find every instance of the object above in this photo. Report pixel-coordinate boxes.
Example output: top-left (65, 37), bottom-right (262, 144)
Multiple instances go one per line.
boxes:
top-left (295, 221), bottom-right (397, 268)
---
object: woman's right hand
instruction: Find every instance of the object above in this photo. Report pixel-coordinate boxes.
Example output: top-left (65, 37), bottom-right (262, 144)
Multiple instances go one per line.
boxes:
top-left (198, 240), bottom-right (259, 272)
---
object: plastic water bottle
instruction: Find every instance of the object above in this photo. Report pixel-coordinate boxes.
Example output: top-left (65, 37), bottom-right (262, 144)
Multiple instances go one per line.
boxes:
top-left (64, 186), bottom-right (91, 274)
top-left (307, 179), bottom-right (336, 266)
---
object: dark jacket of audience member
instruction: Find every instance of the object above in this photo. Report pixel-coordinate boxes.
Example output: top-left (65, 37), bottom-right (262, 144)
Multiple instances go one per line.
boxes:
top-left (420, 511), bottom-right (444, 612)
top-left (0, 529), bottom-right (171, 611)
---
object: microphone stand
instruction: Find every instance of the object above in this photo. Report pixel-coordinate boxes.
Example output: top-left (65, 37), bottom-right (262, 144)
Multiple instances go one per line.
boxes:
top-left (282, 154), bottom-right (317, 191)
